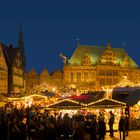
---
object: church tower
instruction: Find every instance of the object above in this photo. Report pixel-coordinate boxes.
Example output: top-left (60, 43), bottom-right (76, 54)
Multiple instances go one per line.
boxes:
top-left (17, 25), bottom-right (26, 72)
top-left (7, 26), bottom-right (26, 94)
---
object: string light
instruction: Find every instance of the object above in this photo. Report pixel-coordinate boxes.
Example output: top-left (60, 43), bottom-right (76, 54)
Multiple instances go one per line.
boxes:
top-left (87, 98), bottom-right (126, 106)
top-left (47, 98), bottom-right (85, 108)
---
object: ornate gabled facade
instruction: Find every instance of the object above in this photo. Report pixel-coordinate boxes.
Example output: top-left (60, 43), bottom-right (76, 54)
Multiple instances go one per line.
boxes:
top-left (25, 41), bottom-right (140, 94)
top-left (50, 69), bottom-right (63, 88)
top-left (8, 28), bottom-right (26, 94)
top-left (39, 68), bottom-right (50, 83)
top-left (26, 68), bottom-right (63, 93)
top-left (0, 28), bottom-right (26, 95)
top-left (63, 42), bottom-right (140, 91)
top-left (26, 68), bottom-right (39, 91)
top-left (98, 42), bottom-right (117, 65)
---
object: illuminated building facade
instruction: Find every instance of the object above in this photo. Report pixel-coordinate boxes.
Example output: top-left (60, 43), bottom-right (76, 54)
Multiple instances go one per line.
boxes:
top-left (0, 29), bottom-right (26, 95)
top-left (27, 42), bottom-right (140, 93)
top-left (63, 42), bottom-right (140, 91)
top-left (26, 68), bottom-right (63, 93)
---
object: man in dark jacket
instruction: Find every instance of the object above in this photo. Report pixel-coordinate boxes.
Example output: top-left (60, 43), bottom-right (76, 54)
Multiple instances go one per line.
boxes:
top-left (108, 111), bottom-right (115, 137)
top-left (98, 115), bottom-right (106, 140)
top-left (119, 114), bottom-right (125, 140)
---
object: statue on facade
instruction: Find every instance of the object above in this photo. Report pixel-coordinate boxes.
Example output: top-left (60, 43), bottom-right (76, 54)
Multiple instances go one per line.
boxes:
top-left (59, 52), bottom-right (69, 65)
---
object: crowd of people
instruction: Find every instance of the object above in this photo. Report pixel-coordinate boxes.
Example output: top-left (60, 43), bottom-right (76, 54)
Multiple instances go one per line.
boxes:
top-left (0, 103), bottom-right (129, 140)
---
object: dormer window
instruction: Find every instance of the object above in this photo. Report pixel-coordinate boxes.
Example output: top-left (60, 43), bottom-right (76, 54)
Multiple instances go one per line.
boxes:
top-left (81, 53), bottom-right (91, 66)
top-left (121, 56), bottom-right (131, 68)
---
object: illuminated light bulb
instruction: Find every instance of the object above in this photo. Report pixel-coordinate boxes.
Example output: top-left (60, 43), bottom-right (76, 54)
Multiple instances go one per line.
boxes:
top-left (138, 101), bottom-right (140, 106)
top-left (53, 88), bottom-right (56, 92)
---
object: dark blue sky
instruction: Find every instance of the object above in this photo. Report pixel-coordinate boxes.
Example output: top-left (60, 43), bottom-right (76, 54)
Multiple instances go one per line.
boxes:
top-left (0, 1), bottom-right (140, 73)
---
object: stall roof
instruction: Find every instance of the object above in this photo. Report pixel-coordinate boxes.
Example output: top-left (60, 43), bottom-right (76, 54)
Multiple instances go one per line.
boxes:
top-left (124, 90), bottom-right (140, 106)
top-left (86, 98), bottom-right (126, 108)
top-left (69, 92), bottom-right (105, 104)
top-left (47, 99), bottom-right (84, 109)
top-left (112, 92), bottom-right (130, 102)
top-left (113, 87), bottom-right (140, 92)
top-left (8, 94), bottom-right (48, 102)
top-left (112, 89), bottom-right (140, 106)
top-left (20, 94), bottom-right (48, 100)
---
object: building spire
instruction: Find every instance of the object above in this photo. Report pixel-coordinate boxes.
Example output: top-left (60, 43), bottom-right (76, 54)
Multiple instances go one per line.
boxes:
top-left (18, 24), bottom-right (23, 48)
top-left (17, 24), bottom-right (26, 68)
top-left (76, 38), bottom-right (80, 46)
top-left (106, 41), bottom-right (111, 48)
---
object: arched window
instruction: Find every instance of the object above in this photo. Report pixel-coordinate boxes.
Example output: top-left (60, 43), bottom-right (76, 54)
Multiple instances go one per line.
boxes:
top-left (70, 72), bottom-right (74, 82)
top-left (77, 72), bottom-right (81, 82)
top-left (84, 72), bottom-right (88, 82)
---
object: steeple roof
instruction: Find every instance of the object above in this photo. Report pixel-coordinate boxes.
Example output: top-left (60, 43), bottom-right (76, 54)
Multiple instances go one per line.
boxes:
top-left (17, 25), bottom-right (26, 68)
top-left (106, 42), bottom-right (111, 48)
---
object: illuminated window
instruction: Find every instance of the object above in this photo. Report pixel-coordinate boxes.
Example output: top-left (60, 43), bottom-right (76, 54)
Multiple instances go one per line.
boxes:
top-left (77, 72), bottom-right (81, 82)
top-left (84, 72), bottom-right (88, 82)
top-left (82, 53), bottom-right (91, 65)
top-left (70, 72), bottom-right (74, 82)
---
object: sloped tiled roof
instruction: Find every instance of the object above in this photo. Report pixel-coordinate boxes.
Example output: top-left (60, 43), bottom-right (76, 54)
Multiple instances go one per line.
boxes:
top-left (69, 92), bottom-right (105, 104)
top-left (0, 42), bottom-right (25, 69)
top-left (112, 88), bottom-right (140, 106)
top-left (47, 99), bottom-right (82, 108)
top-left (112, 92), bottom-right (130, 102)
top-left (0, 43), bottom-right (8, 67)
top-left (69, 45), bottom-right (138, 68)
top-left (112, 87), bottom-right (140, 102)
top-left (0, 43), bottom-right (11, 66)
top-left (124, 90), bottom-right (140, 106)
top-left (6, 45), bottom-right (18, 65)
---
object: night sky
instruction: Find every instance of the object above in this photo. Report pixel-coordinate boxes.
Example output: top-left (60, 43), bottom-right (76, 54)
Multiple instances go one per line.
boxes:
top-left (0, 1), bottom-right (140, 74)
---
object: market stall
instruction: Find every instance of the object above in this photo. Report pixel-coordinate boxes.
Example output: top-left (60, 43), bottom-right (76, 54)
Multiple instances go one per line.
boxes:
top-left (47, 98), bottom-right (84, 117)
top-left (86, 98), bottom-right (126, 130)
top-left (123, 90), bottom-right (140, 129)
top-left (7, 94), bottom-right (52, 108)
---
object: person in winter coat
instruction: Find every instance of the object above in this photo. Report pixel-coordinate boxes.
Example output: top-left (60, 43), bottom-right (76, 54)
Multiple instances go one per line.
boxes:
top-left (19, 118), bottom-right (27, 140)
top-left (98, 114), bottom-right (106, 140)
top-left (89, 115), bottom-right (97, 140)
top-left (62, 113), bottom-right (72, 139)
top-left (108, 111), bottom-right (115, 137)
top-left (119, 114), bottom-right (125, 140)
